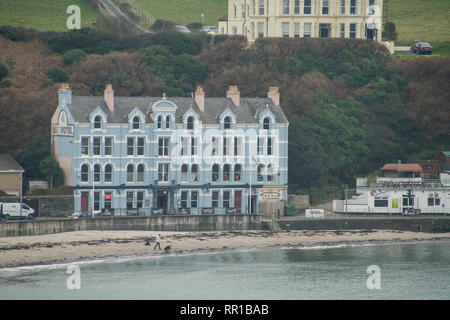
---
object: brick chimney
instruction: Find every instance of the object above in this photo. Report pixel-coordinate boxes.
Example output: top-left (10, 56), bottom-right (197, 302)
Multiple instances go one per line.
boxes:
top-left (226, 85), bottom-right (240, 107)
top-left (58, 83), bottom-right (72, 106)
top-left (195, 86), bottom-right (205, 112)
top-left (104, 84), bottom-right (114, 112)
top-left (267, 86), bottom-right (280, 106)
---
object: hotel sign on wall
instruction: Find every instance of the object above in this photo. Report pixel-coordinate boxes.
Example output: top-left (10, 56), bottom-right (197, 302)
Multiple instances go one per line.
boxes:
top-left (259, 188), bottom-right (280, 200)
top-left (52, 125), bottom-right (74, 136)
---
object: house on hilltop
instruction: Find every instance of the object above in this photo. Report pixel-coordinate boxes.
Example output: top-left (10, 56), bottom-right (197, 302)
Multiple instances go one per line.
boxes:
top-left (0, 154), bottom-right (24, 197)
top-left (219, 0), bottom-right (383, 41)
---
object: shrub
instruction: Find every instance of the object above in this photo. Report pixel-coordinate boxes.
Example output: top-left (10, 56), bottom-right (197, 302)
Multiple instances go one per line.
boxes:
top-left (152, 19), bottom-right (175, 32)
top-left (62, 49), bottom-right (87, 66)
top-left (0, 63), bottom-right (9, 81)
top-left (46, 67), bottom-right (68, 82)
top-left (0, 79), bottom-right (12, 87)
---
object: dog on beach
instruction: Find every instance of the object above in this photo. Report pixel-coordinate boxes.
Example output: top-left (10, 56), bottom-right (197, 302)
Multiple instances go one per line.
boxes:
top-left (145, 241), bottom-right (151, 246)
top-left (164, 245), bottom-right (171, 252)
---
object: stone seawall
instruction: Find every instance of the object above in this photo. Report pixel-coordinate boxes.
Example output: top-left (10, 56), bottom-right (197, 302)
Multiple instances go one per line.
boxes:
top-left (0, 214), bottom-right (263, 237)
top-left (269, 217), bottom-right (450, 233)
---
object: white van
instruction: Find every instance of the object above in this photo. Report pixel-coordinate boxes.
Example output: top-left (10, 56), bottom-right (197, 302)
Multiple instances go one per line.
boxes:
top-left (0, 203), bottom-right (35, 220)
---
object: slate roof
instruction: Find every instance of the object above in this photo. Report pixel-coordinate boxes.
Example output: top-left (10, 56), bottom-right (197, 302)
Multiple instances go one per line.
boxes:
top-left (66, 95), bottom-right (289, 125)
top-left (0, 154), bottom-right (24, 172)
top-left (218, 14), bottom-right (228, 21)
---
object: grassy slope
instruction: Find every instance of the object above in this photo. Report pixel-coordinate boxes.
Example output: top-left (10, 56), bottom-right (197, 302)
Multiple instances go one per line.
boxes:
top-left (0, 0), bottom-right (100, 31)
top-left (130, 0), bottom-right (227, 25)
top-left (388, 0), bottom-right (450, 44)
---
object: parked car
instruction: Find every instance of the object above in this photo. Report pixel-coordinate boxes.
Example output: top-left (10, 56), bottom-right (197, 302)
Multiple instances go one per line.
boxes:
top-left (0, 202), bottom-right (35, 220)
top-left (200, 26), bottom-right (218, 34)
top-left (410, 42), bottom-right (433, 55)
top-left (174, 25), bottom-right (191, 34)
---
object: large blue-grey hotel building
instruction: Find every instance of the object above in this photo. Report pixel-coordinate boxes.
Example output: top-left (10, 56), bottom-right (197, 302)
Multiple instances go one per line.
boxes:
top-left (51, 84), bottom-right (288, 216)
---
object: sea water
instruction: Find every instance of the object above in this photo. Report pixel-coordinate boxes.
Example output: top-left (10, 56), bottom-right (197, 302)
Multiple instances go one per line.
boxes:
top-left (0, 241), bottom-right (449, 300)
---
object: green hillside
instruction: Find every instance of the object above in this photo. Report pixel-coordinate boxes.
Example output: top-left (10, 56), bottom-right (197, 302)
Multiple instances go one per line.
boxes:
top-left (388, 0), bottom-right (450, 44)
top-left (0, 0), bottom-right (100, 31)
top-left (127, 0), bottom-right (227, 26)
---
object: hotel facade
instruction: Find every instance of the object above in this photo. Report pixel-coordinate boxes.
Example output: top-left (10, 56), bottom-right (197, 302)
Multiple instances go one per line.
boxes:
top-left (219, 0), bottom-right (383, 41)
top-left (51, 85), bottom-right (289, 216)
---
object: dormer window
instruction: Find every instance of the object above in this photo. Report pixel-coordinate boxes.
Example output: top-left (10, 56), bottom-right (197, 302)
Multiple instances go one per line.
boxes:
top-left (187, 116), bottom-right (194, 130)
top-left (94, 115), bottom-right (102, 129)
top-left (132, 116), bottom-right (140, 130)
top-left (165, 115), bottom-right (171, 129)
top-left (263, 117), bottom-right (270, 129)
top-left (224, 116), bottom-right (232, 129)
top-left (157, 115), bottom-right (163, 129)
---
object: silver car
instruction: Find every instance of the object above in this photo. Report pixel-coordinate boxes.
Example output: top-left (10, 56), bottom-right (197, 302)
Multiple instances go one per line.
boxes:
top-left (174, 25), bottom-right (191, 34)
top-left (200, 26), bottom-right (218, 34)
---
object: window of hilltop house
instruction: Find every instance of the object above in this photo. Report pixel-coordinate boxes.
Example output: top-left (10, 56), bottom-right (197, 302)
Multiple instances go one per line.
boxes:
top-left (304, 23), bottom-right (311, 37)
top-left (283, 0), bottom-right (289, 14)
top-left (211, 137), bottom-right (218, 156)
top-left (350, 0), bottom-right (357, 15)
top-left (322, 0), bottom-right (329, 14)
top-left (263, 117), bottom-right (270, 129)
top-left (93, 137), bottom-right (101, 155)
top-left (126, 191), bottom-right (133, 209)
top-left (259, 0), bottom-right (264, 15)
top-left (340, 0), bottom-right (345, 14)
top-left (234, 164), bottom-right (242, 181)
top-left (435, 198), bottom-right (441, 206)
top-left (81, 137), bottom-right (89, 155)
top-left (223, 137), bottom-right (231, 156)
top-left (258, 23), bottom-right (264, 38)
top-left (242, 4), bottom-right (246, 18)
top-left (94, 164), bottom-right (101, 182)
top-left (319, 23), bottom-right (331, 38)
top-left (257, 137), bottom-right (264, 155)
top-left (294, 23), bottom-right (300, 38)
top-left (340, 23), bottom-right (345, 38)
top-left (369, 0), bottom-right (375, 15)
top-left (282, 23), bottom-right (290, 37)
top-left (212, 164), bottom-right (219, 182)
top-left (104, 137), bottom-right (113, 156)
top-left (104, 164), bottom-right (112, 182)
top-left (81, 164), bottom-right (89, 182)
top-left (253, 0), bottom-right (256, 15)
top-left (350, 23), bottom-right (356, 38)
top-left (191, 137), bottom-right (198, 156)
top-left (374, 197), bottom-right (388, 207)
top-left (294, 0), bottom-right (300, 14)
top-left (304, 0), bottom-right (311, 14)
top-left (137, 164), bottom-right (145, 182)
top-left (402, 197), bottom-right (414, 207)
top-left (191, 164), bottom-right (198, 182)
top-left (428, 197), bottom-right (434, 206)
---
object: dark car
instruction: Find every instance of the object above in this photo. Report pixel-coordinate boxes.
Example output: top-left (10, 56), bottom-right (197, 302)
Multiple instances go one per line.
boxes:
top-left (410, 42), bottom-right (432, 55)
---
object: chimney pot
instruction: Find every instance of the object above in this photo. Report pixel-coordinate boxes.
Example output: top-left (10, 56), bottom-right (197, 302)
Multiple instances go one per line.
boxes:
top-left (195, 86), bottom-right (205, 112)
top-left (104, 84), bottom-right (114, 112)
top-left (226, 85), bottom-right (240, 106)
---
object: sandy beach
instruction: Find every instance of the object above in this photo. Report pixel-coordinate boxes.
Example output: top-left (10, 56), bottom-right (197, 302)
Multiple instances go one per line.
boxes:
top-left (1, 229), bottom-right (450, 268)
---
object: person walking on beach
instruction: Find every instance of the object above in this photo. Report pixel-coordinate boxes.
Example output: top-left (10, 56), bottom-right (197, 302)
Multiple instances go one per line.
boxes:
top-left (154, 234), bottom-right (161, 250)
